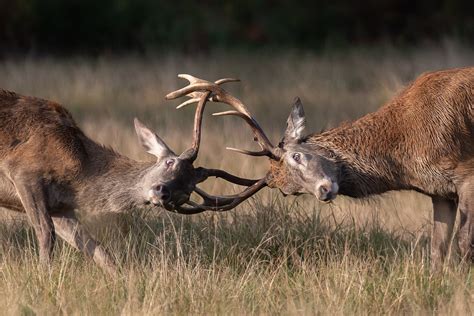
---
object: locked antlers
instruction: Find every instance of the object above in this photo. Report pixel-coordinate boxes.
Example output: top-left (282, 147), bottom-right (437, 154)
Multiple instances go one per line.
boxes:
top-left (166, 74), bottom-right (277, 213)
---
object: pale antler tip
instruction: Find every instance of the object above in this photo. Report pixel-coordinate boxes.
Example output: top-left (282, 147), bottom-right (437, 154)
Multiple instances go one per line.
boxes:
top-left (176, 98), bottom-right (199, 109)
top-left (177, 74), bottom-right (198, 83)
top-left (212, 110), bottom-right (240, 116)
top-left (225, 147), bottom-right (247, 154)
top-left (215, 78), bottom-right (241, 85)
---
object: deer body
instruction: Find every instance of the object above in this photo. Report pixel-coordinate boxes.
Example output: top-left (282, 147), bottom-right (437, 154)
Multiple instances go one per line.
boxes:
top-left (0, 93), bottom-right (152, 213)
top-left (303, 68), bottom-right (473, 199)
top-left (276, 68), bottom-right (474, 265)
top-left (169, 69), bottom-right (473, 267)
top-left (0, 88), bottom-right (226, 273)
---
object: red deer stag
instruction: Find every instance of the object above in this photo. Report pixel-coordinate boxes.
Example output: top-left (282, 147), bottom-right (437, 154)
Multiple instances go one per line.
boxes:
top-left (167, 68), bottom-right (474, 266)
top-left (0, 80), bottom-right (255, 273)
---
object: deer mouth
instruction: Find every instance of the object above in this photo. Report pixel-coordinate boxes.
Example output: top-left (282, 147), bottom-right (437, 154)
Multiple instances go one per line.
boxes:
top-left (318, 192), bottom-right (336, 203)
top-left (157, 192), bottom-right (191, 211)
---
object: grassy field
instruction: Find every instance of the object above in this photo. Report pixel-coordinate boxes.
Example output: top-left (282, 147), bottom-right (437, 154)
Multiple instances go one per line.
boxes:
top-left (0, 42), bottom-right (473, 314)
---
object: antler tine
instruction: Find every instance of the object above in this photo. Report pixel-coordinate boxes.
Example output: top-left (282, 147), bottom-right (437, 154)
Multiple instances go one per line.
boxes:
top-left (196, 167), bottom-right (259, 186)
top-left (166, 74), bottom-right (238, 100)
top-left (173, 177), bottom-right (268, 213)
top-left (177, 74), bottom-right (201, 83)
top-left (171, 165), bottom-right (266, 214)
top-left (178, 90), bottom-right (211, 162)
top-left (174, 77), bottom-right (240, 109)
top-left (164, 74), bottom-right (276, 213)
top-left (170, 203), bottom-right (206, 215)
top-left (198, 177), bottom-right (267, 210)
top-left (170, 74), bottom-right (211, 108)
top-left (173, 75), bottom-right (242, 162)
top-left (176, 97), bottom-right (200, 109)
top-left (178, 74), bottom-right (241, 85)
top-left (212, 110), bottom-right (278, 159)
top-left (215, 78), bottom-right (240, 85)
top-left (168, 74), bottom-right (279, 159)
top-left (226, 147), bottom-right (271, 156)
top-left (207, 85), bottom-right (279, 159)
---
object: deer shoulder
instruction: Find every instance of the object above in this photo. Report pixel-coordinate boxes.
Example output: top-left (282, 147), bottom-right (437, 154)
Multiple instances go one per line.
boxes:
top-left (0, 91), bottom-right (86, 181)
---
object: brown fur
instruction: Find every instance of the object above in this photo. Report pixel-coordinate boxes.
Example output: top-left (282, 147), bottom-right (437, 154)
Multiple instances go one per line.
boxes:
top-left (268, 67), bottom-right (474, 265)
top-left (0, 90), bottom-right (202, 273)
top-left (0, 90), bottom-right (148, 214)
top-left (306, 68), bottom-right (473, 199)
top-left (268, 160), bottom-right (288, 189)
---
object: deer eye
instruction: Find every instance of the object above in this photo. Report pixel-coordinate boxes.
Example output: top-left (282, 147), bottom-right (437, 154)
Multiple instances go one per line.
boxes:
top-left (165, 159), bottom-right (175, 167)
top-left (292, 153), bottom-right (301, 163)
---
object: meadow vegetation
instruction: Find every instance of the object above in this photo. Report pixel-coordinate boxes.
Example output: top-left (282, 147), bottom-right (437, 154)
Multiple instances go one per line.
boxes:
top-left (0, 42), bottom-right (473, 314)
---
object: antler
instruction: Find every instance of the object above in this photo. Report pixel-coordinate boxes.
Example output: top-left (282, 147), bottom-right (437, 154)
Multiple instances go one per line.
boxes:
top-left (174, 74), bottom-right (240, 162)
top-left (165, 74), bottom-right (277, 213)
top-left (172, 177), bottom-right (268, 214)
top-left (166, 74), bottom-right (282, 160)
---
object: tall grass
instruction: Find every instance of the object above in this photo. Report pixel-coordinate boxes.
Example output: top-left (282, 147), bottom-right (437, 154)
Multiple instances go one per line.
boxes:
top-left (1, 201), bottom-right (472, 314)
top-left (0, 41), bottom-right (473, 314)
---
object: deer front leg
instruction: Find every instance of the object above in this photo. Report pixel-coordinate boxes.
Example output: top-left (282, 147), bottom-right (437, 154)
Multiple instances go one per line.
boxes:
top-left (457, 178), bottom-right (474, 263)
top-left (13, 177), bottom-right (55, 266)
top-left (51, 211), bottom-right (117, 275)
top-left (431, 197), bottom-right (457, 269)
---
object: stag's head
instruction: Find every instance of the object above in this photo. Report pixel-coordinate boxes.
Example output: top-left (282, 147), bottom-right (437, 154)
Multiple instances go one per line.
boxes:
top-left (266, 100), bottom-right (339, 201)
top-left (133, 75), bottom-right (262, 215)
top-left (133, 118), bottom-right (201, 210)
top-left (166, 74), bottom-right (340, 205)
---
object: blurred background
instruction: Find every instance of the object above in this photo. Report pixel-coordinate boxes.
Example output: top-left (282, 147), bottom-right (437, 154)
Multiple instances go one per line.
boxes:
top-left (1, 2), bottom-right (474, 314)
top-left (1, 0), bottom-right (473, 55)
top-left (0, 0), bottom-right (473, 228)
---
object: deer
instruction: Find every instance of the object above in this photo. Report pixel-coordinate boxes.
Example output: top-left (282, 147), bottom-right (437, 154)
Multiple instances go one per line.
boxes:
top-left (0, 78), bottom-right (257, 274)
top-left (166, 68), bottom-right (474, 267)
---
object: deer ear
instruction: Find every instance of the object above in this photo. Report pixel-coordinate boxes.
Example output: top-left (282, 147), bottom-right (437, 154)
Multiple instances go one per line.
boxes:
top-left (134, 118), bottom-right (175, 158)
top-left (284, 97), bottom-right (306, 142)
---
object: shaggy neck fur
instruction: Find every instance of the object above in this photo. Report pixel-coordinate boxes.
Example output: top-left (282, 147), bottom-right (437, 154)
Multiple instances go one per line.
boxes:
top-left (306, 103), bottom-right (459, 198)
top-left (301, 68), bottom-right (474, 199)
top-left (307, 120), bottom-right (412, 198)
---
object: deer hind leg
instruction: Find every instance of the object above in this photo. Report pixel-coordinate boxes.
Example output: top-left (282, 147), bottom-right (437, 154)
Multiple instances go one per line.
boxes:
top-left (51, 210), bottom-right (117, 275)
top-left (431, 197), bottom-right (457, 268)
top-left (13, 177), bottom-right (55, 266)
top-left (457, 178), bottom-right (474, 263)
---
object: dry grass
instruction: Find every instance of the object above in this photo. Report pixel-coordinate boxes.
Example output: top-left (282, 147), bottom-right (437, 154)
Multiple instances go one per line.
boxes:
top-left (0, 41), bottom-right (473, 314)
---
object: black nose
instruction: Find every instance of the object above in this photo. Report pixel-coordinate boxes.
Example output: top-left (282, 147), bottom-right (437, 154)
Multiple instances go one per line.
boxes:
top-left (155, 185), bottom-right (171, 202)
top-left (319, 185), bottom-right (332, 201)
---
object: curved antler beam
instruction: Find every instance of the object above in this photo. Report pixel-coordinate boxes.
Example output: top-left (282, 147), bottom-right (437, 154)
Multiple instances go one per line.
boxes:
top-left (166, 74), bottom-right (276, 214)
top-left (172, 177), bottom-right (268, 213)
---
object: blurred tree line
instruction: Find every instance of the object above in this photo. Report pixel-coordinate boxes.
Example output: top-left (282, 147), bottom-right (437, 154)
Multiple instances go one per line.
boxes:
top-left (0, 0), bottom-right (473, 54)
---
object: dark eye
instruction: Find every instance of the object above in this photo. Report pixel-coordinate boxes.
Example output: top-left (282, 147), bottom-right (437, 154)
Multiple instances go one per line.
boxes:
top-left (165, 159), bottom-right (175, 167)
top-left (292, 153), bottom-right (301, 163)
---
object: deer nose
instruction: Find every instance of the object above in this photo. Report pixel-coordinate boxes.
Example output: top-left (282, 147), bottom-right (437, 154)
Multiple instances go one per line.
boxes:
top-left (155, 185), bottom-right (171, 203)
top-left (318, 184), bottom-right (333, 202)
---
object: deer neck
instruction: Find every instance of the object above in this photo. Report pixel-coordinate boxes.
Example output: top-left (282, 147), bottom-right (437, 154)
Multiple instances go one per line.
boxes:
top-left (308, 111), bottom-right (411, 198)
top-left (75, 143), bottom-right (154, 213)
